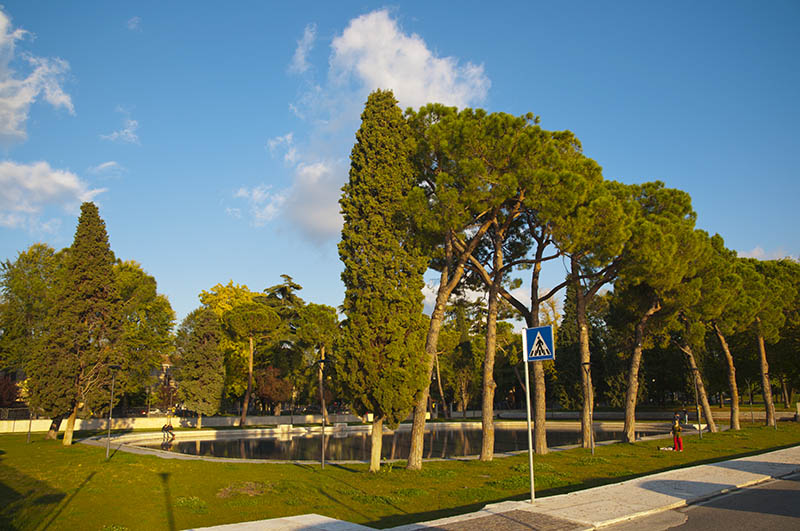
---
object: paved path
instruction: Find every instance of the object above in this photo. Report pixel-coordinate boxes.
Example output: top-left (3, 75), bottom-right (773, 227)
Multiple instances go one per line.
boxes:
top-left (187, 445), bottom-right (800, 531)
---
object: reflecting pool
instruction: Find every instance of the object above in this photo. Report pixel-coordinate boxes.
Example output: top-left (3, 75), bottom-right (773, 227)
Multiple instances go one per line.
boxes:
top-left (141, 424), bottom-right (665, 461)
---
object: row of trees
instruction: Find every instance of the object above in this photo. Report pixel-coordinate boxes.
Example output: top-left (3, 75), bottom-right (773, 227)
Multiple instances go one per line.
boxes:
top-left (337, 90), bottom-right (799, 472)
top-left (0, 204), bottom-right (339, 443)
top-left (1, 91), bottom-right (797, 475)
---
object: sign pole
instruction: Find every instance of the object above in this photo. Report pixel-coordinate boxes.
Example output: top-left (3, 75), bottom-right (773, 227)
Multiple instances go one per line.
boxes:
top-left (524, 356), bottom-right (535, 503)
top-left (522, 325), bottom-right (555, 504)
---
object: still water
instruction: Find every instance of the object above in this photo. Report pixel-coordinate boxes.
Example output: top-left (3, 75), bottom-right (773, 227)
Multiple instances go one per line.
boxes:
top-left (144, 425), bottom-right (664, 461)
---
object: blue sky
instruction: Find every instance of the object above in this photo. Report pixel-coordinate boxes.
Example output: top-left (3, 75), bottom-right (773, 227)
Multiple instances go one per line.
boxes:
top-left (1, 2), bottom-right (798, 324)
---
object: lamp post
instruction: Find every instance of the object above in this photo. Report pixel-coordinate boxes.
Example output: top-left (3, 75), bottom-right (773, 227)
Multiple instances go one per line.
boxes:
top-left (106, 364), bottom-right (122, 459)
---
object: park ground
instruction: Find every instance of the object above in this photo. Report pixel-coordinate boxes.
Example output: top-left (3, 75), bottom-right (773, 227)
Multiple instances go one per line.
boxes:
top-left (1, 421), bottom-right (799, 530)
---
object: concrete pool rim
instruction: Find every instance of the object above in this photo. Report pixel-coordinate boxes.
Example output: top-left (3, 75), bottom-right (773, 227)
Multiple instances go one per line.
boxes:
top-left (81, 420), bottom-right (674, 464)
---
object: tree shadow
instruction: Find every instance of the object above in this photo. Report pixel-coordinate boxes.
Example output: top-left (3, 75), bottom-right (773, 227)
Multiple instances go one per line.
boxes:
top-left (708, 458), bottom-right (800, 477)
top-left (38, 471), bottom-right (96, 530)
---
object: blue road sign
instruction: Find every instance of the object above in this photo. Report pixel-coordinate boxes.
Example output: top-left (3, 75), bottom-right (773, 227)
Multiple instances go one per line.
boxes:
top-left (523, 325), bottom-right (555, 361)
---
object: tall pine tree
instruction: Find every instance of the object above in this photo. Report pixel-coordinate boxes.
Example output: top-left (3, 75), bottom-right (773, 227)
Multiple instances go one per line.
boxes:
top-left (27, 202), bottom-right (122, 445)
top-left (337, 89), bottom-right (428, 472)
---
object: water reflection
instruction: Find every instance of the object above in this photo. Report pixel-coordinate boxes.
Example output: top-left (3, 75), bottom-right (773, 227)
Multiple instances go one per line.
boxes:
top-left (142, 425), bottom-right (664, 461)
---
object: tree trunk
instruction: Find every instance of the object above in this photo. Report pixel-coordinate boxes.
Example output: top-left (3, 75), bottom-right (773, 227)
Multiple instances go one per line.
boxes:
top-left (683, 343), bottom-right (717, 433)
top-left (197, 413), bottom-right (202, 430)
top-left (756, 318), bottom-right (776, 427)
top-left (408, 247), bottom-right (453, 469)
top-left (434, 352), bottom-right (449, 419)
top-left (623, 300), bottom-right (660, 443)
top-left (480, 273), bottom-right (499, 461)
top-left (319, 346), bottom-right (329, 425)
top-left (480, 228), bottom-right (504, 462)
top-left (63, 403), bottom-right (79, 446)
top-left (713, 323), bottom-right (740, 430)
top-left (46, 416), bottom-right (63, 440)
top-left (532, 363), bottom-right (547, 454)
top-left (369, 416), bottom-right (383, 473)
top-left (408, 224), bottom-right (490, 470)
top-left (780, 378), bottom-right (790, 409)
top-left (240, 336), bottom-right (254, 427)
top-left (575, 276), bottom-right (593, 449)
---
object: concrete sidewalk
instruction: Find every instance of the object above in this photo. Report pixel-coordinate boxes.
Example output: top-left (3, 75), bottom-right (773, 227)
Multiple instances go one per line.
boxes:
top-left (188, 445), bottom-right (800, 531)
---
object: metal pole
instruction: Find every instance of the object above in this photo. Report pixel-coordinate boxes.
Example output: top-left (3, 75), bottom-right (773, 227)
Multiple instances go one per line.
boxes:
top-left (523, 358), bottom-right (535, 503)
top-left (27, 408), bottom-right (33, 444)
top-left (321, 358), bottom-right (325, 470)
top-left (106, 371), bottom-right (117, 459)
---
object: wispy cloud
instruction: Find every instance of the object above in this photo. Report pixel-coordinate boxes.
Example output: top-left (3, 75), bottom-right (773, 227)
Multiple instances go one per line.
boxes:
top-left (0, 160), bottom-right (106, 232)
top-left (0, 8), bottom-right (75, 146)
top-left (127, 16), bottom-right (141, 31)
top-left (289, 23), bottom-right (316, 74)
top-left (234, 9), bottom-right (491, 243)
top-left (230, 185), bottom-right (287, 226)
top-left (101, 107), bottom-right (140, 144)
top-left (88, 160), bottom-right (125, 178)
top-left (267, 132), bottom-right (298, 164)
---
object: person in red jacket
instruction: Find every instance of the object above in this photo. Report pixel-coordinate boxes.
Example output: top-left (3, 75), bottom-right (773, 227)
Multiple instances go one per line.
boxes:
top-left (672, 414), bottom-right (683, 452)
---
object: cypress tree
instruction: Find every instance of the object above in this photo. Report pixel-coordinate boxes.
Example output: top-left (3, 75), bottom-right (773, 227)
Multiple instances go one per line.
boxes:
top-left (337, 89), bottom-right (428, 472)
top-left (27, 202), bottom-right (122, 445)
top-left (176, 308), bottom-right (225, 428)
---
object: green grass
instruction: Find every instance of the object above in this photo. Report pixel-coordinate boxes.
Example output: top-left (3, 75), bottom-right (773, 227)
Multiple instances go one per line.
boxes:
top-left (1, 422), bottom-right (798, 530)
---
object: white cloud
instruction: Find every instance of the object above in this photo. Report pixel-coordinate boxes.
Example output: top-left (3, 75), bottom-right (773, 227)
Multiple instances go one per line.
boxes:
top-left (0, 8), bottom-right (74, 146)
top-left (329, 9), bottom-right (490, 109)
top-left (289, 24), bottom-right (316, 74)
top-left (738, 246), bottom-right (798, 261)
top-left (127, 17), bottom-right (141, 31)
top-left (0, 160), bottom-right (106, 231)
top-left (283, 161), bottom-right (344, 242)
top-left (267, 132), bottom-right (298, 164)
top-left (101, 107), bottom-right (139, 144)
top-left (236, 10), bottom-right (491, 243)
top-left (230, 184), bottom-right (287, 226)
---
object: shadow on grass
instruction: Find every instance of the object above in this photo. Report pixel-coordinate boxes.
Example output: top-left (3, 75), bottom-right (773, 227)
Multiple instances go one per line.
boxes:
top-left (159, 472), bottom-right (176, 531)
top-left (0, 465), bottom-right (62, 530)
top-left (38, 471), bottom-right (96, 530)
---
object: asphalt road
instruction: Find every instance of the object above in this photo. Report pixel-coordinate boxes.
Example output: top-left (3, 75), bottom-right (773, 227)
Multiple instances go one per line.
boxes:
top-left (605, 472), bottom-right (800, 531)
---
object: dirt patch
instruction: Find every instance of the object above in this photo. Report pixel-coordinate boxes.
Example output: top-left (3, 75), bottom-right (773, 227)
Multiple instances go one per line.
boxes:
top-left (216, 481), bottom-right (271, 498)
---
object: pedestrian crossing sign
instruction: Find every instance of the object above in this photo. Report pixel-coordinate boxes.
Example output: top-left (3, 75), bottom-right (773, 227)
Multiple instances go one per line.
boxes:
top-left (523, 325), bottom-right (555, 361)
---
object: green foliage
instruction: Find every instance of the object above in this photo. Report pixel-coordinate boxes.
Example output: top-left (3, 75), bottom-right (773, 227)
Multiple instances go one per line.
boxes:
top-left (176, 308), bottom-right (225, 416)
top-left (113, 260), bottom-right (175, 396)
top-left (26, 202), bottom-right (123, 417)
top-left (222, 302), bottom-right (279, 346)
top-left (337, 89), bottom-right (428, 429)
top-left (261, 275), bottom-right (307, 384)
top-left (0, 243), bottom-right (59, 371)
top-left (199, 281), bottom-right (258, 398)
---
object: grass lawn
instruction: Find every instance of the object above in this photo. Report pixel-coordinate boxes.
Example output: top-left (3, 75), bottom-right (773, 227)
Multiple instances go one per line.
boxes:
top-left (1, 422), bottom-right (799, 530)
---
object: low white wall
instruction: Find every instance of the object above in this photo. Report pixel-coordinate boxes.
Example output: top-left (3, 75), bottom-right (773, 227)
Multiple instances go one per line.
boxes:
top-left (0, 413), bottom-right (364, 434)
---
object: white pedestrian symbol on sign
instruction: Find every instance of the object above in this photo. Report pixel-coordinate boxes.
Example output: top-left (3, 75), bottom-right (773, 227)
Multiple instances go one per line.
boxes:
top-left (531, 331), bottom-right (551, 359)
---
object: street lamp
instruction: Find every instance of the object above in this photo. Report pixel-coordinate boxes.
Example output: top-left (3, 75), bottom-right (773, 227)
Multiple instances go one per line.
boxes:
top-left (106, 364), bottom-right (122, 459)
